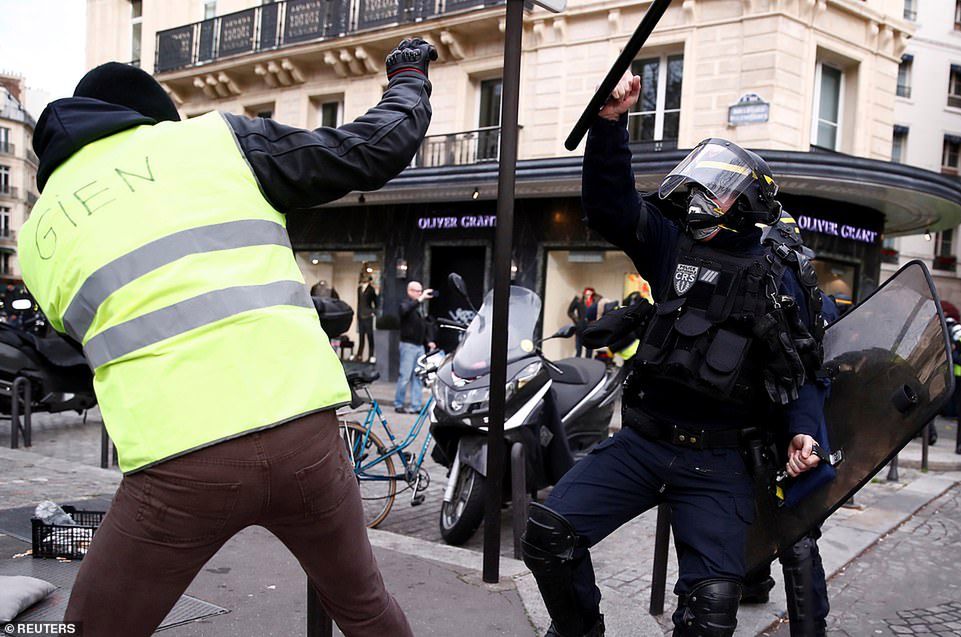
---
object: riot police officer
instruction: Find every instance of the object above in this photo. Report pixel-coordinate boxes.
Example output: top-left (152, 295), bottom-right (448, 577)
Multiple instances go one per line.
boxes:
top-left (521, 73), bottom-right (826, 637)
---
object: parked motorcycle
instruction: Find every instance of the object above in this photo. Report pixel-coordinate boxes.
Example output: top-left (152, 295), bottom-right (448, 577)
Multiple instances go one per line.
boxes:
top-left (0, 299), bottom-right (96, 415)
top-left (430, 274), bottom-right (625, 545)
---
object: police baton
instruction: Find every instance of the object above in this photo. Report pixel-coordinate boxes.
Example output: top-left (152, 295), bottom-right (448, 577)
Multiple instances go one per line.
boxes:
top-left (564, 0), bottom-right (674, 151)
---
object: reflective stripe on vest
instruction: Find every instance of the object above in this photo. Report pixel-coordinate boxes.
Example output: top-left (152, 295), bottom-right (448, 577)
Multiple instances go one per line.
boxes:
top-left (18, 112), bottom-right (350, 473)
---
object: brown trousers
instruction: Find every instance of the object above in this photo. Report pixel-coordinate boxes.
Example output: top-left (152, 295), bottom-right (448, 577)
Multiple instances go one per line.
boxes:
top-left (64, 410), bottom-right (412, 637)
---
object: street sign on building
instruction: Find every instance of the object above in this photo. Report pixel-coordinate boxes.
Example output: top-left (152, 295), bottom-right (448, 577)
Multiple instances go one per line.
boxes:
top-left (728, 93), bottom-right (770, 126)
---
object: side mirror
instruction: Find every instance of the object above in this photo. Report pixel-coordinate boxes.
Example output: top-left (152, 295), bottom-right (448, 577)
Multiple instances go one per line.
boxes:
top-left (553, 324), bottom-right (577, 339)
top-left (448, 272), bottom-right (476, 311)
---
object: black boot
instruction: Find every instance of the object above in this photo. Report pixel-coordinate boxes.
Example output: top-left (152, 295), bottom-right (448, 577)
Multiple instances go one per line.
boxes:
top-left (741, 574), bottom-right (775, 604)
top-left (929, 423), bottom-right (938, 446)
top-left (545, 614), bottom-right (605, 637)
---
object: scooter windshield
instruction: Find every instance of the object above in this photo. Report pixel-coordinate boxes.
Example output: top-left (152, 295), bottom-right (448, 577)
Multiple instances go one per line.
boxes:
top-left (452, 286), bottom-right (541, 380)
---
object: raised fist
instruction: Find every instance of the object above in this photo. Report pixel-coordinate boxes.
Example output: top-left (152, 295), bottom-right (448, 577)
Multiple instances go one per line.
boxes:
top-left (386, 38), bottom-right (438, 81)
top-left (598, 70), bottom-right (641, 121)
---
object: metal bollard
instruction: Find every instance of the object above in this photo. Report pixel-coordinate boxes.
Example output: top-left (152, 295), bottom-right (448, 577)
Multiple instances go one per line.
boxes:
top-left (887, 455), bottom-right (899, 482)
top-left (921, 423), bottom-right (929, 472)
top-left (307, 579), bottom-right (333, 637)
top-left (511, 442), bottom-right (528, 560)
top-left (10, 377), bottom-right (31, 449)
top-left (649, 503), bottom-right (671, 615)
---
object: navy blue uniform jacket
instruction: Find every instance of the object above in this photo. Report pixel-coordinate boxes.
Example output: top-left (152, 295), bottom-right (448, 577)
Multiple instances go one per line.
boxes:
top-left (582, 117), bottom-right (823, 438)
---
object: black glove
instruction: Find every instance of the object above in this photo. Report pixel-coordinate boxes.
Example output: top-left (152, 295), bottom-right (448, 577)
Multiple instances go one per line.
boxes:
top-left (754, 311), bottom-right (806, 405)
top-left (581, 300), bottom-right (654, 351)
top-left (386, 38), bottom-right (438, 82)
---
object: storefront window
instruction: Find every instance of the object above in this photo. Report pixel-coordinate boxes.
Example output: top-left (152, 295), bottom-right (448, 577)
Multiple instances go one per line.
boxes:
top-left (295, 250), bottom-right (384, 357)
top-left (629, 54), bottom-right (683, 145)
top-left (813, 259), bottom-right (857, 309)
top-left (542, 249), bottom-right (652, 361)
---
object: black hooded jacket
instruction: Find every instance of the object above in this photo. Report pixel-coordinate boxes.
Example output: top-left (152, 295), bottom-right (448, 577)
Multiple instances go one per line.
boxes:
top-left (33, 73), bottom-right (432, 211)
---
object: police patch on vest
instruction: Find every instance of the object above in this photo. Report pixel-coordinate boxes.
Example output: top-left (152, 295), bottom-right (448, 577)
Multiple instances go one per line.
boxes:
top-left (698, 268), bottom-right (720, 285)
top-left (674, 263), bottom-right (700, 295)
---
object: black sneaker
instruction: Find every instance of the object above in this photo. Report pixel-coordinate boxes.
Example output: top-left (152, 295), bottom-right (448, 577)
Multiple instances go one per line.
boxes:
top-left (394, 406), bottom-right (408, 414)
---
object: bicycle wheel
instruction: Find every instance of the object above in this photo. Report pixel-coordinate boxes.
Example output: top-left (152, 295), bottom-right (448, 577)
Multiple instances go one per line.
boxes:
top-left (341, 421), bottom-right (397, 528)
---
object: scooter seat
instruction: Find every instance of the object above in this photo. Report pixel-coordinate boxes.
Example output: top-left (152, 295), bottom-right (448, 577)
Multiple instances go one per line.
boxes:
top-left (549, 358), bottom-right (606, 387)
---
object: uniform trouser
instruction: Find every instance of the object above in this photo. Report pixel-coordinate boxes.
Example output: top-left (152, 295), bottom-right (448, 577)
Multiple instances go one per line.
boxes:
top-left (356, 316), bottom-right (375, 359)
top-left (64, 410), bottom-right (412, 637)
top-left (543, 426), bottom-right (755, 623)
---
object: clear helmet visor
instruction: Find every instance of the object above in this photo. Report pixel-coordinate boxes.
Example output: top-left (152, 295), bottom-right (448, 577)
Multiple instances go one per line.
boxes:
top-left (658, 141), bottom-right (760, 213)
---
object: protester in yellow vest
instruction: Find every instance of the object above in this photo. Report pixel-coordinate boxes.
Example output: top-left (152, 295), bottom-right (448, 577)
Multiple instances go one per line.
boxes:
top-left (19, 40), bottom-right (435, 637)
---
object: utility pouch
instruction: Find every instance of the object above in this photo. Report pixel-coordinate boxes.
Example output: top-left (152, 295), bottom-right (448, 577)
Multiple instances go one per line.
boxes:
top-left (700, 329), bottom-right (749, 397)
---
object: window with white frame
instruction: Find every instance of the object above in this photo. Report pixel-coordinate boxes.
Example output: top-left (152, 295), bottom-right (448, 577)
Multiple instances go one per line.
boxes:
top-left (0, 207), bottom-right (9, 238)
top-left (956, 0), bottom-right (961, 31)
top-left (131, 0), bottom-right (142, 66)
top-left (629, 53), bottom-right (683, 144)
top-left (943, 136), bottom-right (961, 175)
top-left (949, 66), bottom-right (961, 109)
top-left (203, 0), bottom-right (217, 19)
top-left (1, 253), bottom-right (9, 275)
top-left (477, 78), bottom-right (502, 161)
top-left (938, 229), bottom-right (955, 258)
top-left (892, 126), bottom-right (908, 163)
top-left (903, 0), bottom-right (917, 21)
top-left (813, 63), bottom-right (843, 150)
top-left (0, 127), bottom-right (9, 154)
top-left (897, 55), bottom-right (912, 99)
top-left (0, 166), bottom-right (9, 194)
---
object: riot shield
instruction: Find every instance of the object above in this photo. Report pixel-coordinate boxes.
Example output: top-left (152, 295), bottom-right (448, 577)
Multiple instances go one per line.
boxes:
top-left (746, 260), bottom-right (954, 573)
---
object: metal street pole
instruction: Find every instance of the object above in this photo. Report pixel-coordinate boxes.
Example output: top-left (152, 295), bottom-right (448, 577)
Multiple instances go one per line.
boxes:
top-left (483, 0), bottom-right (525, 584)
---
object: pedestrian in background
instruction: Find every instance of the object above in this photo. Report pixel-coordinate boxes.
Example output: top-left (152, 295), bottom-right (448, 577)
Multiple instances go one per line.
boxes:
top-left (395, 280), bottom-right (435, 413)
top-left (19, 38), bottom-right (435, 637)
top-left (568, 287), bottom-right (597, 357)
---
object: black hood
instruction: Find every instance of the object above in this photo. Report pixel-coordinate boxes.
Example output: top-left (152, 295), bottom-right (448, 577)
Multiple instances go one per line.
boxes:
top-left (33, 97), bottom-right (154, 192)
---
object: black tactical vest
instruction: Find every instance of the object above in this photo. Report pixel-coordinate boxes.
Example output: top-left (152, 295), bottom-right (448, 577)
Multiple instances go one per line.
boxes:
top-left (633, 234), bottom-right (817, 406)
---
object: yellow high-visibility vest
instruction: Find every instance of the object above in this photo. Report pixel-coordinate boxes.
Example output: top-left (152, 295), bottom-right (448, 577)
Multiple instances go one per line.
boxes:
top-left (19, 112), bottom-right (350, 473)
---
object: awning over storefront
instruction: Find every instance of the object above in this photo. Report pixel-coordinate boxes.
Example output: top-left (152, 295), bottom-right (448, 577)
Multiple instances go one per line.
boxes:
top-left (336, 148), bottom-right (961, 237)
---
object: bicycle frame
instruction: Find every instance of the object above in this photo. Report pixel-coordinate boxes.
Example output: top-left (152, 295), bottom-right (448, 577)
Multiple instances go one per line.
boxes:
top-left (347, 384), bottom-right (434, 483)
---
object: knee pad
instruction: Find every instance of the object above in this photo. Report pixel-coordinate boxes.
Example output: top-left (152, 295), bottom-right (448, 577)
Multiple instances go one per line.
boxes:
top-left (521, 502), bottom-right (577, 571)
top-left (522, 504), bottom-right (594, 636)
top-left (673, 579), bottom-right (741, 637)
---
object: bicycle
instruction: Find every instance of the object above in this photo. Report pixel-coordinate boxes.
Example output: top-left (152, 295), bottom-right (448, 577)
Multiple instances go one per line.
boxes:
top-left (338, 353), bottom-right (442, 528)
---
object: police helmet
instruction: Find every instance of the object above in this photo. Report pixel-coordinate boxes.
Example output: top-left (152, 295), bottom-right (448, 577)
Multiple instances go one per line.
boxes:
top-left (659, 138), bottom-right (782, 228)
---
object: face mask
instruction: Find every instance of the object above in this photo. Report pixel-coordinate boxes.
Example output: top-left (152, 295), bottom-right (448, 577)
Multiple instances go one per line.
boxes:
top-left (685, 190), bottom-right (725, 241)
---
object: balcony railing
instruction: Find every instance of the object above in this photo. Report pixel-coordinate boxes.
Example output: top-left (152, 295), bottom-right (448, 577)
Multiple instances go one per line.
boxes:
top-left (0, 229), bottom-right (16, 245)
top-left (0, 187), bottom-right (17, 200)
top-left (25, 191), bottom-right (38, 207)
top-left (413, 126), bottom-right (501, 167)
top-left (25, 149), bottom-right (38, 166)
top-left (934, 255), bottom-right (957, 271)
top-left (949, 94), bottom-right (961, 109)
top-left (903, 8), bottom-right (917, 20)
top-left (0, 142), bottom-right (13, 156)
top-left (896, 84), bottom-right (911, 99)
top-left (156, 0), bottom-right (503, 73)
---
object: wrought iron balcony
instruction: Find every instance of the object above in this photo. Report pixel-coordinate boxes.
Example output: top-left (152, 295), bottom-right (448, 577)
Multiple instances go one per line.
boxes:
top-left (156, 0), bottom-right (503, 73)
top-left (0, 142), bottom-right (13, 157)
top-left (896, 84), bottom-right (911, 99)
top-left (412, 126), bottom-right (501, 168)
top-left (0, 229), bottom-right (16, 247)
top-left (25, 191), bottom-right (38, 207)
top-left (0, 186), bottom-right (17, 200)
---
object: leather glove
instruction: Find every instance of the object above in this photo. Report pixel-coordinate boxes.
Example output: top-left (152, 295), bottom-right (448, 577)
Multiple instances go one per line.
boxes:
top-left (386, 38), bottom-right (438, 82)
top-left (581, 300), bottom-right (654, 351)
top-left (754, 311), bottom-right (806, 405)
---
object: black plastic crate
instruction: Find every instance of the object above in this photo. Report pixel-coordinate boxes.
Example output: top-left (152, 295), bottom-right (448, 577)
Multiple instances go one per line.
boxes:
top-left (31, 506), bottom-right (105, 560)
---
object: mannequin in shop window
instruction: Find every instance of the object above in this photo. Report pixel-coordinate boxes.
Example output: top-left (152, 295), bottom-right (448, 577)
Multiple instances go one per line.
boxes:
top-left (355, 272), bottom-right (379, 364)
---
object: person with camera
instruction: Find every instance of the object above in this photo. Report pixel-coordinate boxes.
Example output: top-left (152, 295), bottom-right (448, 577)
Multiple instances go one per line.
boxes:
top-left (394, 280), bottom-right (436, 413)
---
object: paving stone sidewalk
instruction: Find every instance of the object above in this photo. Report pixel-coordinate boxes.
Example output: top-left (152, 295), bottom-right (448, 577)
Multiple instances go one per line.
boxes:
top-left (766, 483), bottom-right (961, 637)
